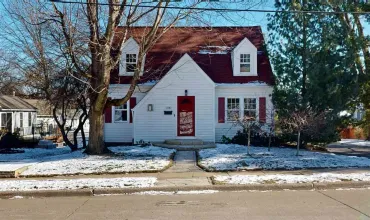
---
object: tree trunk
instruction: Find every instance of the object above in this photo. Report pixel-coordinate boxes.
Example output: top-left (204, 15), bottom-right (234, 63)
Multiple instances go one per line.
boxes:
top-left (85, 108), bottom-right (108, 154)
top-left (268, 131), bottom-right (272, 152)
top-left (247, 128), bottom-right (251, 155)
top-left (301, 0), bottom-right (308, 105)
top-left (296, 131), bottom-right (301, 156)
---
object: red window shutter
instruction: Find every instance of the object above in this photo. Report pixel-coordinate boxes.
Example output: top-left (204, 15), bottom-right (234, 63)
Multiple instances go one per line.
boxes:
top-left (218, 97), bottom-right (225, 123)
top-left (104, 106), bottom-right (112, 123)
top-left (130, 97), bottom-right (136, 123)
top-left (259, 97), bottom-right (266, 123)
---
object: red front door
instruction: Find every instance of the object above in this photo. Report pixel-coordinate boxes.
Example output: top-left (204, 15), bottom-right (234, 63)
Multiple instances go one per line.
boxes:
top-left (177, 96), bottom-right (195, 136)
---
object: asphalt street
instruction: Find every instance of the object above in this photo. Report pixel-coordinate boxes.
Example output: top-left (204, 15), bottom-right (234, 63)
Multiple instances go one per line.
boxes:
top-left (1, 189), bottom-right (370, 220)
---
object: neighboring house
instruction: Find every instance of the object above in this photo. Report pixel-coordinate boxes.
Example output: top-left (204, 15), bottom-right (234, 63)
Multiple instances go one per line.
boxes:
top-left (0, 95), bottom-right (37, 136)
top-left (105, 26), bottom-right (274, 143)
top-left (24, 99), bottom-right (90, 135)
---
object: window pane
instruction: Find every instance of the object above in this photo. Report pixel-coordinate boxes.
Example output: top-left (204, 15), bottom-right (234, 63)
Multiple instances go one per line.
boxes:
top-left (29, 112), bottom-right (32, 126)
top-left (244, 98), bottom-right (256, 110)
top-left (122, 110), bottom-right (128, 121)
top-left (240, 64), bottom-right (250, 72)
top-left (126, 54), bottom-right (137, 62)
top-left (244, 110), bottom-right (256, 118)
top-left (114, 110), bottom-right (122, 121)
top-left (114, 109), bottom-right (128, 122)
top-left (20, 113), bottom-right (23, 127)
top-left (115, 103), bottom-right (128, 110)
top-left (126, 63), bottom-right (136, 72)
top-left (1, 113), bottom-right (6, 128)
top-left (227, 98), bottom-right (240, 121)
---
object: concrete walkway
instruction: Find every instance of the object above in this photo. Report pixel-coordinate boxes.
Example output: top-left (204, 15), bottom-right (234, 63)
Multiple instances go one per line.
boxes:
top-left (164, 151), bottom-right (203, 173)
top-left (328, 140), bottom-right (370, 158)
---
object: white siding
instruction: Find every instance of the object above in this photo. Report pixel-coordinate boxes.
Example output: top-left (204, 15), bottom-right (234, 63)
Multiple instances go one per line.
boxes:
top-left (104, 85), bottom-right (152, 143)
top-left (215, 85), bottom-right (273, 142)
top-left (133, 54), bottom-right (215, 143)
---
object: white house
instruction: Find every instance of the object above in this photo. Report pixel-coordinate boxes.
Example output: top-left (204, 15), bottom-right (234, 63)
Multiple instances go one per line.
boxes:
top-left (0, 95), bottom-right (37, 136)
top-left (104, 27), bottom-right (274, 144)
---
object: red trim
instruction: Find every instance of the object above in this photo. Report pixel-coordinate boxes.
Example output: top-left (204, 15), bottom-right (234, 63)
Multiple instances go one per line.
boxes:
top-left (129, 97), bottom-right (136, 123)
top-left (177, 96), bottom-right (195, 136)
top-left (259, 97), bottom-right (266, 123)
top-left (104, 106), bottom-right (112, 123)
top-left (218, 97), bottom-right (225, 123)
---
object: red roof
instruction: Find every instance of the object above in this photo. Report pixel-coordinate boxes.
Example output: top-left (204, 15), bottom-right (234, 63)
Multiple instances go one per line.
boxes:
top-left (110, 26), bottom-right (274, 85)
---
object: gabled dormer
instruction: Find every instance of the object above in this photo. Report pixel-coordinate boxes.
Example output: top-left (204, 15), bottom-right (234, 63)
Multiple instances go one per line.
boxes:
top-left (231, 37), bottom-right (258, 76)
top-left (119, 37), bottom-right (144, 76)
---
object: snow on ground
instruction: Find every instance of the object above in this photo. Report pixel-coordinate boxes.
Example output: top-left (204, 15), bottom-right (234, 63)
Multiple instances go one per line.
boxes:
top-left (337, 139), bottom-right (370, 147)
top-left (214, 172), bottom-right (370, 185)
top-left (199, 144), bottom-right (370, 171)
top-left (0, 146), bottom-right (175, 176)
top-left (0, 177), bottom-right (156, 191)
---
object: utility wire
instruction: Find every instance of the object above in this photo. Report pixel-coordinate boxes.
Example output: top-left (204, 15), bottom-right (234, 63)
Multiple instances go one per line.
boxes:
top-left (49, 0), bottom-right (370, 14)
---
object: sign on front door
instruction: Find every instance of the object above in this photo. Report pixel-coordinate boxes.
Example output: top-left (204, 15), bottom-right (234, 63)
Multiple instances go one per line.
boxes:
top-left (177, 96), bottom-right (195, 136)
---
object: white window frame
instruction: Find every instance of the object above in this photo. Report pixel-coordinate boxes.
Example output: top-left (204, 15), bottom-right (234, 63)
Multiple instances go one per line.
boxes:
top-left (20, 113), bottom-right (23, 128)
top-left (244, 98), bottom-right (257, 119)
top-left (28, 112), bottom-right (32, 127)
top-left (226, 98), bottom-right (240, 122)
top-left (0, 112), bottom-right (12, 131)
top-left (224, 97), bottom-right (259, 123)
top-left (113, 101), bottom-right (130, 123)
top-left (125, 54), bottom-right (137, 74)
top-left (240, 53), bottom-right (251, 73)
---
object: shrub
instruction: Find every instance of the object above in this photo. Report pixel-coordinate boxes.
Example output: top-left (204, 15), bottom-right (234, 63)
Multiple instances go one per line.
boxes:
top-left (231, 129), bottom-right (281, 147)
top-left (221, 135), bottom-right (232, 144)
top-left (0, 132), bottom-right (21, 149)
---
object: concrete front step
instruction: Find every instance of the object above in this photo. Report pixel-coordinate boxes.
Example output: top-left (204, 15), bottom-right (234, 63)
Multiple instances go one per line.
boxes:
top-left (164, 139), bottom-right (203, 145)
top-left (154, 143), bottom-right (216, 151)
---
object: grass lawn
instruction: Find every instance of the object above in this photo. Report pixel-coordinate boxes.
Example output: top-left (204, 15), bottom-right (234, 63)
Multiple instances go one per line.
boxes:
top-left (0, 146), bottom-right (175, 176)
top-left (198, 144), bottom-right (370, 171)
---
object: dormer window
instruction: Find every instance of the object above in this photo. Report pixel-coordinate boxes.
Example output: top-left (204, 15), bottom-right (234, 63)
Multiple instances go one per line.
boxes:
top-left (119, 37), bottom-right (145, 76)
top-left (240, 54), bottom-right (251, 73)
top-left (231, 38), bottom-right (257, 76)
top-left (126, 54), bottom-right (137, 73)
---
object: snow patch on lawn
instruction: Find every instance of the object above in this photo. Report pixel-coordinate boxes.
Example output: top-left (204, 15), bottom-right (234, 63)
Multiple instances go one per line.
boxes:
top-left (20, 146), bottom-right (175, 176)
top-left (199, 144), bottom-right (370, 171)
top-left (0, 146), bottom-right (175, 176)
top-left (214, 173), bottom-right (370, 185)
top-left (0, 177), bottom-right (156, 191)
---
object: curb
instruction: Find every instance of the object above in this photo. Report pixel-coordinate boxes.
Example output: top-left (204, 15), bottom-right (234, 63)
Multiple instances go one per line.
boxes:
top-left (0, 189), bottom-right (93, 199)
top-left (1, 181), bottom-right (370, 198)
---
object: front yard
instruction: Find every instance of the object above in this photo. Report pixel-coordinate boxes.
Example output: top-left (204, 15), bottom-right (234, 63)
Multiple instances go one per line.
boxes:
top-left (0, 146), bottom-right (175, 177)
top-left (198, 144), bottom-right (370, 171)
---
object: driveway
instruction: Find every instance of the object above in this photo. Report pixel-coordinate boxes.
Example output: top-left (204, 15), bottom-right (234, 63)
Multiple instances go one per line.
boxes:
top-left (327, 139), bottom-right (370, 158)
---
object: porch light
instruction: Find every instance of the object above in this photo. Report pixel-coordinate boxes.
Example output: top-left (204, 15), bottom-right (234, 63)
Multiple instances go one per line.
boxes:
top-left (185, 90), bottom-right (188, 96)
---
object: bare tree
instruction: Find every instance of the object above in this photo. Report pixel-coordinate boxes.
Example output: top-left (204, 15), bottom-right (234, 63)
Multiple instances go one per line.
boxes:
top-left (231, 113), bottom-right (261, 155)
top-left (49, 0), bottom-right (215, 154)
top-left (52, 73), bottom-right (89, 151)
top-left (279, 108), bottom-right (327, 156)
top-left (0, 0), bottom-right (90, 151)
